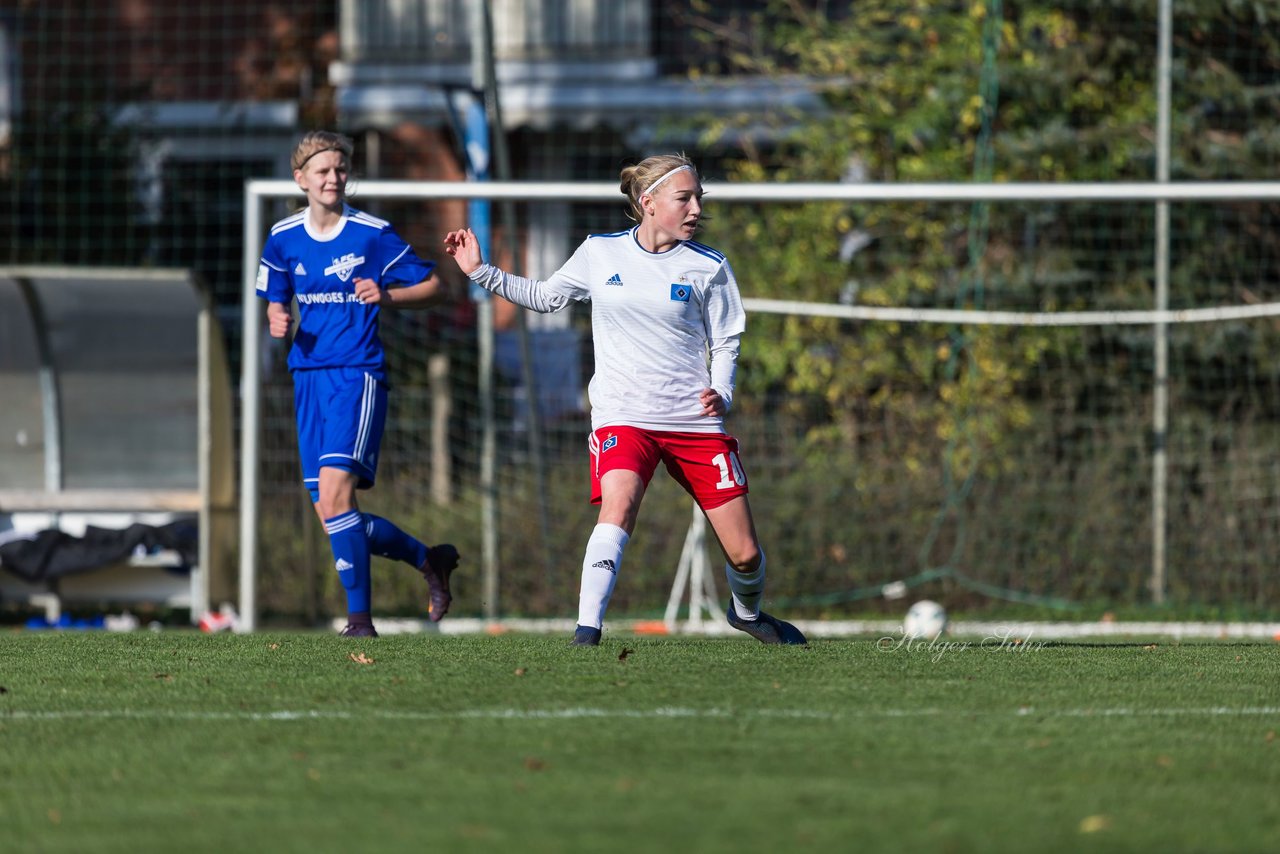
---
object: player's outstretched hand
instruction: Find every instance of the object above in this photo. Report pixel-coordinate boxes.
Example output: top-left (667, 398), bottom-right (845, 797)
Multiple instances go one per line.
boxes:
top-left (443, 228), bottom-right (483, 276)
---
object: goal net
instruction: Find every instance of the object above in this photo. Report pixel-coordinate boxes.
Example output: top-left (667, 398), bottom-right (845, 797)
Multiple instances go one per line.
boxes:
top-left (240, 180), bottom-right (1280, 626)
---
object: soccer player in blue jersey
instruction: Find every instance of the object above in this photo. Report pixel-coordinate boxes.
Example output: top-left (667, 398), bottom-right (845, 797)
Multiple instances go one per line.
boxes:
top-left (258, 130), bottom-right (460, 637)
top-left (445, 153), bottom-right (805, 646)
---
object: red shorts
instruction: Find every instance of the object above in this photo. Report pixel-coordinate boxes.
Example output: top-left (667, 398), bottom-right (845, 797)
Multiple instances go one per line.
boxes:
top-left (588, 426), bottom-right (749, 510)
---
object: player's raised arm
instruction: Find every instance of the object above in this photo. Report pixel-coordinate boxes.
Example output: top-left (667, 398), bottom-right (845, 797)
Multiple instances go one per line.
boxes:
top-left (444, 227), bottom-right (574, 314)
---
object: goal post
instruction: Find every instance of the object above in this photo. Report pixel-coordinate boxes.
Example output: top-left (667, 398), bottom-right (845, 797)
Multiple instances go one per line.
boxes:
top-left (238, 179), bottom-right (1280, 632)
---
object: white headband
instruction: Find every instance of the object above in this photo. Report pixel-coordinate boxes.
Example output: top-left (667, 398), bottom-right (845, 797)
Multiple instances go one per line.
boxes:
top-left (642, 164), bottom-right (694, 196)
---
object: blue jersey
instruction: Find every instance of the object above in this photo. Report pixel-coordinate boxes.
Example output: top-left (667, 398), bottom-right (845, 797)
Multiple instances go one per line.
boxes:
top-left (257, 204), bottom-right (434, 372)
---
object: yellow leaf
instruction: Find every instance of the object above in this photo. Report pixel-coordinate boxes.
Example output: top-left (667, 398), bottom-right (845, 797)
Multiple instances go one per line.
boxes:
top-left (1079, 815), bottom-right (1111, 833)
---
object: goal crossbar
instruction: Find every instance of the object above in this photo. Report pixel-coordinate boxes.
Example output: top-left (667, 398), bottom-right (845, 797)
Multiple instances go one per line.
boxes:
top-left (247, 178), bottom-right (1280, 203)
top-left (743, 298), bottom-right (1280, 326)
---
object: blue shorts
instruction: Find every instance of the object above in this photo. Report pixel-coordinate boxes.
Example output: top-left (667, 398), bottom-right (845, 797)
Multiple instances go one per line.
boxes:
top-left (293, 367), bottom-right (388, 502)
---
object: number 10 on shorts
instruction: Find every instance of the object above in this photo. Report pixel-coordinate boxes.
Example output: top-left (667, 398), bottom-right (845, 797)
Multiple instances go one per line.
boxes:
top-left (712, 451), bottom-right (747, 489)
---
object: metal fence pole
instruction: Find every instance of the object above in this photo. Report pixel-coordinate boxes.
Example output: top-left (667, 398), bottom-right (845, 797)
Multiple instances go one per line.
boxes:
top-left (1150, 0), bottom-right (1173, 605)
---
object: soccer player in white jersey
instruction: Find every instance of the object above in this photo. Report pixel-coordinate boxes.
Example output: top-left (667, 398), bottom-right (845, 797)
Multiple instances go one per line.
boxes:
top-left (258, 130), bottom-right (460, 637)
top-left (443, 153), bottom-right (805, 646)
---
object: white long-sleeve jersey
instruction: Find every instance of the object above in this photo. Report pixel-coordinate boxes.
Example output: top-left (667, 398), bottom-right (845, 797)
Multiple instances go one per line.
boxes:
top-left (468, 227), bottom-right (745, 433)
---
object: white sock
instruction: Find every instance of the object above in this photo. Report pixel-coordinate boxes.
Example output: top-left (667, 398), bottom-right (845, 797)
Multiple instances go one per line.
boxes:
top-left (577, 523), bottom-right (630, 629)
top-left (726, 551), bottom-right (766, 620)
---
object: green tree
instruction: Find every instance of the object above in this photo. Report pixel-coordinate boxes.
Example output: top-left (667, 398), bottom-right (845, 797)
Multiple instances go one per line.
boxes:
top-left (688, 0), bottom-right (1280, 595)
top-left (695, 0), bottom-right (1280, 446)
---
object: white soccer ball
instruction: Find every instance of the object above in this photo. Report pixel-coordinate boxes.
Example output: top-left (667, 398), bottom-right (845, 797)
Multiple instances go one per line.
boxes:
top-left (903, 600), bottom-right (948, 639)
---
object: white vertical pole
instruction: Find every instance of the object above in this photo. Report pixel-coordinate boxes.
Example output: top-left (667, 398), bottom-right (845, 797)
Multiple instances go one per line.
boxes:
top-left (1151, 0), bottom-right (1172, 605)
top-left (686, 511), bottom-right (710, 631)
top-left (195, 284), bottom-right (212, 623)
top-left (663, 530), bottom-right (694, 632)
top-left (237, 182), bottom-right (264, 632)
top-left (664, 505), bottom-right (719, 633)
top-left (700, 546), bottom-right (720, 625)
top-left (472, 0), bottom-right (500, 620)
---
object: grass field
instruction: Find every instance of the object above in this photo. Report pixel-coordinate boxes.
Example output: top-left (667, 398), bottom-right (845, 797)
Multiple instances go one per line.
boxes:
top-left (2, 629), bottom-right (1279, 853)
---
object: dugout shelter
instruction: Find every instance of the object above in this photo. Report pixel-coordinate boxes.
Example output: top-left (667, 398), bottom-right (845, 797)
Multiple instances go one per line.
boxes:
top-left (0, 267), bottom-right (236, 623)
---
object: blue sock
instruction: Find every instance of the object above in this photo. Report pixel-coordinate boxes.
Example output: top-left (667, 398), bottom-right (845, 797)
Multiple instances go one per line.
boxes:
top-left (363, 514), bottom-right (428, 569)
top-left (325, 510), bottom-right (371, 614)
